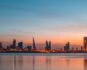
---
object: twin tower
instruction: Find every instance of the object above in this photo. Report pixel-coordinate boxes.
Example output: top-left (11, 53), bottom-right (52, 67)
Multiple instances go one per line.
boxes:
top-left (45, 41), bottom-right (51, 51)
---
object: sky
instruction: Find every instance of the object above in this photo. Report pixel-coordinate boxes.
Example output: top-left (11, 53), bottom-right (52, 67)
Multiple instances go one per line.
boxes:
top-left (0, 0), bottom-right (87, 47)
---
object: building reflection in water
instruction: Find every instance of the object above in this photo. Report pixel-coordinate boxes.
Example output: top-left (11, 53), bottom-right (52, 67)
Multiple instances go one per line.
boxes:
top-left (0, 56), bottom-right (2, 69)
top-left (32, 55), bottom-right (51, 70)
top-left (0, 56), bottom-right (87, 70)
top-left (13, 56), bottom-right (23, 70)
top-left (84, 58), bottom-right (87, 70)
top-left (66, 59), bottom-right (70, 70)
top-left (13, 56), bottom-right (16, 70)
top-left (33, 56), bottom-right (35, 70)
top-left (46, 56), bottom-right (51, 70)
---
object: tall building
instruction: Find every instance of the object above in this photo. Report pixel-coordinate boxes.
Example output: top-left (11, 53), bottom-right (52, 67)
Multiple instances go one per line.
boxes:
top-left (83, 37), bottom-right (87, 50)
top-left (45, 40), bottom-right (51, 51)
top-left (49, 41), bottom-right (51, 50)
top-left (32, 38), bottom-right (36, 50)
top-left (45, 40), bottom-right (48, 50)
top-left (64, 42), bottom-right (70, 52)
top-left (81, 46), bottom-right (83, 52)
top-left (12, 39), bottom-right (16, 48)
top-left (18, 42), bottom-right (23, 49)
top-left (0, 42), bottom-right (2, 48)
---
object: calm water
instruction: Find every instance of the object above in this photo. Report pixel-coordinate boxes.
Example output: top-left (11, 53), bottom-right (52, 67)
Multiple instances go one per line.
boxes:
top-left (0, 53), bottom-right (87, 70)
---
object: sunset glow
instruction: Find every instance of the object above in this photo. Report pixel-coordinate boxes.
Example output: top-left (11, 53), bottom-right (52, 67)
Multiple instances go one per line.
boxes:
top-left (0, 0), bottom-right (87, 48)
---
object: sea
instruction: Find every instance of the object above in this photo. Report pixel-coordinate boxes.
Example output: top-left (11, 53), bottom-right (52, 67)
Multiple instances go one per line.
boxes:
top-left (0, 53), bottom-right (87, 70)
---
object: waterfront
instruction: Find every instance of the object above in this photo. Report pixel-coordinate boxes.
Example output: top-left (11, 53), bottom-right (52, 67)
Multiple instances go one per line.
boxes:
top-left (0, 53), bottom-right (87, 70)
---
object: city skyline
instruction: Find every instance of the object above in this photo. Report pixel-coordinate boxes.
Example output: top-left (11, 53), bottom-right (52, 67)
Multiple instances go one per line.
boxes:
top-left (0, 37), bottom-right (83, 49)
top-left (0, 36), bottom-right (87, 53)
top-left (1, 0), bottom-right (87, 46)
top-left (0, 36), bottom-right (86, 49)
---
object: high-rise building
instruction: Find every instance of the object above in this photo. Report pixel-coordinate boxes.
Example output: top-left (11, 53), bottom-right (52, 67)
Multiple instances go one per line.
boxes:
top-left (45, 40), bottom-right (48, 50)
top-left (0, 42), bottom-right (2, 48)
top-left (18, 42), bottom-right (23, 49)
top-left (81, 46), bottom-right (83, 52)
top-left (45, 40), bottom-right (51, 51)
top-left (32, 38), bottom-right (36, 50)
top-left (12, 39), bottom-right (16, 48)
top-left (49, 41), bottom-right (51, 50)
top-left (64, 42), bottom-right (70, 52)
top-left (83, 37), bottom-right (87, 50)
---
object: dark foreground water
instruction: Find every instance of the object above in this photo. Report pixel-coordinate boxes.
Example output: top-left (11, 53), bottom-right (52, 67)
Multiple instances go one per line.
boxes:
top-left (0, 53), bottom-right (87, 70)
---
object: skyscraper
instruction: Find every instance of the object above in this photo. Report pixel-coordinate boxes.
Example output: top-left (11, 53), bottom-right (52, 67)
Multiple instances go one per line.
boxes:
top-left (64, 42), bottom-right (70, 52)
top-left (45, 40), bottom-right (51, 51)
top-left (32, 38), bottom-right (36, 50)
top-left (0, 42), bottom-right (2, 49)
top-left (18, 42), bottom-right (23, 49)
top-left (45, 40), bottom-right (49, 50)
top-left (83, 37), bottom-right (87, 51)
top-left (49, 41), bottom-right (51, 50)
top-left (12, 39), bottom-right (16, 49)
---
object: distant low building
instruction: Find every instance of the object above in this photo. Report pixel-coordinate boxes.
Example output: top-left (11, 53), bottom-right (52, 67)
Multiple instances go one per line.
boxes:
top-left (27, 45), bottom-right (32, 51)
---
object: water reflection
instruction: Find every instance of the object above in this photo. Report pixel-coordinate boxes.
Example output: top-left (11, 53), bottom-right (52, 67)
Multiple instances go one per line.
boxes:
top-left (13, 56), bottom-right (23, 70)
top-left (0, 55), bottom-right (87, 70)
top-left (84, 59), bottom-right (87, 70)
top-left (33, 56), bottom-right (35, 70)
top-left (46, 56), bottom-right (51, 70)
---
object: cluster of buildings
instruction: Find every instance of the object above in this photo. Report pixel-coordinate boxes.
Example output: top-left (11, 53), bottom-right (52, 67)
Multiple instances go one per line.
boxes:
top-left (0, 38), bottom-right (37, 52)
top-left (0, 37), bottom-right (87, 53)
